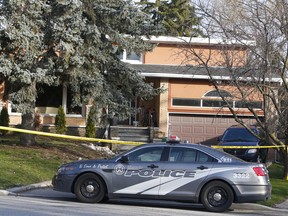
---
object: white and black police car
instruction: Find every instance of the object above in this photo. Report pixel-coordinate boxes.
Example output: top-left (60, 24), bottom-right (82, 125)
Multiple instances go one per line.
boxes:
top-left (52, 136), bottom-right (271, 212)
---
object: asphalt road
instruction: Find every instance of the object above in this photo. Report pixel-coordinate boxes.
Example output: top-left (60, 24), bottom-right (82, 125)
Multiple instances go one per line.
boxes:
top-left (0, 188), bottom-right (287, 216)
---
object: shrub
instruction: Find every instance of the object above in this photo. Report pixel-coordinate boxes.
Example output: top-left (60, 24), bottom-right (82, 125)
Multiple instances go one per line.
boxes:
top-left (55, 106), bottom-right (67, 134)
top-left (85, 108), bottom-right (96, 138)
top-left (0, 106), bottom-right (10, 135)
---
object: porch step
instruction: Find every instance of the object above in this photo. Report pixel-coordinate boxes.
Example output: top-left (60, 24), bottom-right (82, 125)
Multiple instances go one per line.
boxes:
top-left (111, 126), bottom-right (151, 143)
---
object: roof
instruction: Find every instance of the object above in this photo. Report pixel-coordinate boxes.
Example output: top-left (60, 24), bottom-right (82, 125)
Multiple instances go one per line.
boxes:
top-left (131, 64), bottom-right (282, 82)
top-left (144, 36), bottom-right (255, 47)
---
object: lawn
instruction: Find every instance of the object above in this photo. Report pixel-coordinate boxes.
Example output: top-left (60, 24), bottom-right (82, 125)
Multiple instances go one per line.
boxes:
top-left (0, 134), bottom-right (114, 189)
top-left (0, 134), bottom-right (287, 208)
top-left (260, 163), bottom-right (288, 207)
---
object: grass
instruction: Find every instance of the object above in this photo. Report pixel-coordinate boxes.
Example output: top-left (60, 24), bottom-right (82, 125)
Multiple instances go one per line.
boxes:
top-left (0, 134), bottom-right (113, 189)
top-left (0, 134), bottom-right (287, 208)
top-left (259, 163), bottom-right (288, 207)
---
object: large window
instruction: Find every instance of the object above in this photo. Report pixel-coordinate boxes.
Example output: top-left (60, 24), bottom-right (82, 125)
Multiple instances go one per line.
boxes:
top-left (172, 90), bottom-right (262, 109)
top-left (36, 85), bottom-right (62, 107)
top-left (36, 84), bottom-right (82, 115)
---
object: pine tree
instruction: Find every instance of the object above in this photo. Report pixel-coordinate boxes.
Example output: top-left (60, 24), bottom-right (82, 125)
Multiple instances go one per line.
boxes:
top-left (0, 0), bottom-right (163, 145)
top-left (139, 0), bottom-right (203, 37)
top-left (85, 107), bottom-right (96, 138)
top-left (55, 106), bottom-right (67, 134)
top-left (0, 106), bottom-right (10, 135)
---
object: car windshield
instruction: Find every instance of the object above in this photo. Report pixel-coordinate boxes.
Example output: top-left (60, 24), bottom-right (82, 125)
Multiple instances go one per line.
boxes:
top-left (222, 128), bottom-right (258, 142)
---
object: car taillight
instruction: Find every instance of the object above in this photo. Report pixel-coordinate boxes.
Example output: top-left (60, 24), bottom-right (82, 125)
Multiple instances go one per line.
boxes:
top-left (253, 167), bottom-right (266, 176)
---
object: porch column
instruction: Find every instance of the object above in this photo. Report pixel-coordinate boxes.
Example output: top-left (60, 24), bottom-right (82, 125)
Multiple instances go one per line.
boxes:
top-left (62, 85), bottom-right (67, 114)
top-left (159, 78), bottom-right (169, 137)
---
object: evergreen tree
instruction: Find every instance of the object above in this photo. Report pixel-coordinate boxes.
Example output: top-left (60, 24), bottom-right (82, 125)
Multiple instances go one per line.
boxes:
top-left (85, 107), bottom-right (96, 138)
top-left (0, 0), bottom-right (163, 145)
top-left (55, 106), bottom-right (67, 134)
top-left (139, 0), bottom-right (203, 37)
top-left (0, 106), bottom-right (10, 135)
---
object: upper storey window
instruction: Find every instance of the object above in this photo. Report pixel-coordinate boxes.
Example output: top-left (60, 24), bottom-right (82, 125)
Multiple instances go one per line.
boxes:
top-left (117, 50), bottom-right (143, 64)
top-left (204, 90), bottom-right (232, 98)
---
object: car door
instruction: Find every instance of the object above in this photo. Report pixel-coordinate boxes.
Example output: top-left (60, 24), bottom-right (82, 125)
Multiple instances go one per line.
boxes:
top-left (111, 146), bottom-right (165, 198)
top-left (158, 146), bottom-right (216, 201)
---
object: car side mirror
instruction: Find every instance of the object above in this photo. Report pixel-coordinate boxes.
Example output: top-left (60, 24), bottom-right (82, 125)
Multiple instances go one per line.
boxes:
top-left (119, 155), bottom-right (129, 164)
top-left (217, 136), bottom-right (222, 141)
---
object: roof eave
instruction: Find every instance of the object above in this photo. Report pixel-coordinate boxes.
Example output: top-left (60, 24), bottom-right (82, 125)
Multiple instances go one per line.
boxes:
top-left (140, 72), bottom-right (282, 83)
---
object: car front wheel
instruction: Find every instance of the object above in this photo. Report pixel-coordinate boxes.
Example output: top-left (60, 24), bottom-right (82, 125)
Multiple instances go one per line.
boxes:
top-left (200, 181), bottom-right (234, 212)
top-left (74, 173), bottom-right (106, 203)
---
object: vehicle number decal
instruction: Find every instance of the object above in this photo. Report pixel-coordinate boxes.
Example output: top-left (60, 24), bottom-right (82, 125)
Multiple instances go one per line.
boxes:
top-left (220, 156), bottom-right (232, 163)
top-left (233, 173), bottom-right (250, 178)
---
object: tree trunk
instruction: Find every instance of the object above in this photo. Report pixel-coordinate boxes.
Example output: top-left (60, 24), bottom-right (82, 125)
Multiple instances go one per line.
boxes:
top-left (20, 112), bottom-right (36, 146)
top-left (284, 146), bottom-right (288, 181)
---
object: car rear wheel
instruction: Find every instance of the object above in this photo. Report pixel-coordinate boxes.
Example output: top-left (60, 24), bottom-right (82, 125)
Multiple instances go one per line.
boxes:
top-left (74, 173), bottom-right (106, 203)
top-left (200, 181), bottom-right (234, 212)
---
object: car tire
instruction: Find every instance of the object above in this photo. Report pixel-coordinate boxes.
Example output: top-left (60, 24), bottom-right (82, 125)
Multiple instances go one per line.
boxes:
top-left (74, 173), bottom-right (106, 203)
top-left (200, 181), bottom-right (234, 212)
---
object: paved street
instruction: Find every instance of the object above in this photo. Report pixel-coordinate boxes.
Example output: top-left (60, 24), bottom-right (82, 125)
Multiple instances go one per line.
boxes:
top-left (0, 188), bottom-right (287, 216)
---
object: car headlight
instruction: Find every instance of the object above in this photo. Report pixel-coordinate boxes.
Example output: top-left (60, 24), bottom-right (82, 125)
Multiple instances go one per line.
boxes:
top-left (247, 149), bottom-right (257, 154)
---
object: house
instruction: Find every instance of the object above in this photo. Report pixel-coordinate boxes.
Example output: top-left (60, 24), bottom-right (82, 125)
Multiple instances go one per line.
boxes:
top-left (128, 36), bottom-right (270, 145)
top-left (3, 36), bottom-right (280, 145)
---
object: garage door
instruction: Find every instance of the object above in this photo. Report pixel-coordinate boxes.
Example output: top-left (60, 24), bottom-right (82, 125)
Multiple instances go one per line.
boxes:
top-left (169, 114), bottom-right (256, 146)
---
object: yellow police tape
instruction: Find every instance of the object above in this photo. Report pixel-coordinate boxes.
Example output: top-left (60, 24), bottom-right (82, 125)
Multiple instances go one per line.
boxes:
top-left (0, 125), bottom-right (286, 149)
top-left (0, 126), bottom-right (143, 145)
top-left (211, 145), bottom-right (286, 149)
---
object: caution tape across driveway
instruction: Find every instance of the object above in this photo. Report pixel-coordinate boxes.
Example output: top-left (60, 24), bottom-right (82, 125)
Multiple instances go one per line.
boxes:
top-left (0, 126), bottom-right (143, 145)
top-left (0, 125), bottom-right (286, 149)
top-left (211, 145), bottom-right (286, 149)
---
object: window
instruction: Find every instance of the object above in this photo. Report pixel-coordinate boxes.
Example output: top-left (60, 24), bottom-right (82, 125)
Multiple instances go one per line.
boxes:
top-left (67, 88), bottom-right (82, 114)
top-left (197, 151), bottom-right (211, 162)
top-left (117, 50), bottom-right (142, 64)
top-left (172, 89), bottom-right (262, 109)
top-left (36, 85), bottom-right (62, 107)
top-left (36, 84), bottom-right (83, 115)
top-left (169, 148), bottom-right (196, 162)
top-left (172, 98), bottom-right (200, 106)
top-left (235, 101), bottom-right (262, 109)
top-left (127, 147), bottom-right (164, 162)
top-left (169, 147), bottom-right (216, 162)
top-left (204, 90), bottom-right (232, 98)
top-left (202, 99), bottom-right (232, 107)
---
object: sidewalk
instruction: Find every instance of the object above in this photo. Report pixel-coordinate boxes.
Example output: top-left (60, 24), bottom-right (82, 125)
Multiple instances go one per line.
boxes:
top-left (0, 181), bottom-right (287, 211)
top-left (275, 199), bottom-right (288, 209)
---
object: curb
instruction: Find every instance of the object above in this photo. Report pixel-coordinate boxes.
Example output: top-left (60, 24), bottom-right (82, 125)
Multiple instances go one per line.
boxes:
top-left (0, 190), bottom-right (10, 196)
top-left (232, 203), bottom-right (274, 211)
top-left (0, 180), bottom-right (52, 196)
top-left (232, 202), bottom-right (288, 211)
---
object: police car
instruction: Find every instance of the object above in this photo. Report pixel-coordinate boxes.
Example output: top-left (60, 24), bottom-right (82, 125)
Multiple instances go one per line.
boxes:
top-left (52, 136), bottom-right (271, 212)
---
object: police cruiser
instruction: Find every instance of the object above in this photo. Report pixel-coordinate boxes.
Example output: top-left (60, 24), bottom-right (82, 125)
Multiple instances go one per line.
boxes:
top-left (52, 136), bottom-right (271, 212)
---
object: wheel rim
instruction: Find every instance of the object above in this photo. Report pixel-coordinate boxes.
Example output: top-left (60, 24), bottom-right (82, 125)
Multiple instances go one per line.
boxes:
top-left (80, 178), bottom-right (100, 198)
top-left (207, 186), bottom-right (228, 207)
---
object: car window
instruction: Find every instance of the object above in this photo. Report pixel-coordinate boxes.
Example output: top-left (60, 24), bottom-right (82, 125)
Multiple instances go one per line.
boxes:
top-left (127, 147), bottom-right (164, 162)
top-left (169, 147), bottom-right (216, 162)
top-left (197, 151), bottom-right (210, 162)
top-left (222, 128), bottom-right (258, 142)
